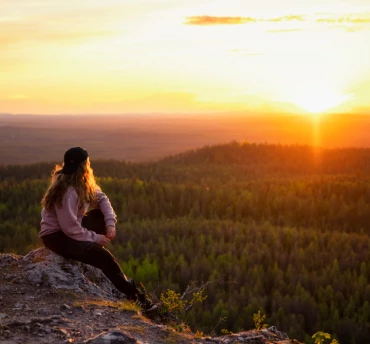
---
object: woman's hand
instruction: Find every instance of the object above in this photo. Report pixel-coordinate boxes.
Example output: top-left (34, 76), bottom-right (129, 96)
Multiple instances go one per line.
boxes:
top-left (96, 234), bottom-right (110, 247)
top-left (106, 226), bottom-right (116, 239)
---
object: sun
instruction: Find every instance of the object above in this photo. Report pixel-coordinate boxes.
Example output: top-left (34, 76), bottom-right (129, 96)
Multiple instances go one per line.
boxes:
top-left (289, 83), bottom-right (349, 115)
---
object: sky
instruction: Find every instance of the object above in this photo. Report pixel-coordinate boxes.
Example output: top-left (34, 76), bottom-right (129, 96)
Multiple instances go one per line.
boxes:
top-left (1, 0), bottom-right (370, 115)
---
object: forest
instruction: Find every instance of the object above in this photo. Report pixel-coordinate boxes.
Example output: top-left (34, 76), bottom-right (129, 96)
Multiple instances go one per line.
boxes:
top-left (1, 142), bottom-right (370, 344)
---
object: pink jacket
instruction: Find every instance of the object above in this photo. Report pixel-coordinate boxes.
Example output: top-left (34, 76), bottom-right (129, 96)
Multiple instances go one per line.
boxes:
top-left (39, 187), bottom-right (116, 243)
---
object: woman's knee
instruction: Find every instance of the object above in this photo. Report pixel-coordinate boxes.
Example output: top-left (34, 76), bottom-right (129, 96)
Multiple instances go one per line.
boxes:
top-left (82, 209), bottom-right (106, 235)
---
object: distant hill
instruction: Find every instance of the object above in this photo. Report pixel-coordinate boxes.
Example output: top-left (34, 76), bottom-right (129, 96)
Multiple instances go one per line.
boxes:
top-left (2, 112), bottom-right (370, 165)
top-left (160, 142), bottom-right (370, 175)
top-left (2, 142), bottom-right (370, 182)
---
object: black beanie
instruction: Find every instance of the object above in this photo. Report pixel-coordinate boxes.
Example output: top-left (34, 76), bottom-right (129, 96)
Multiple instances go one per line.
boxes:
top-left (61, 147), bottom-right (89, 174)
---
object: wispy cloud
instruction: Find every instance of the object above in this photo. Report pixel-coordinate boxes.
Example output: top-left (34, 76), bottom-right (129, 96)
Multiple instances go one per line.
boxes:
top-left (184, 14), bottom-right (307, 26)
top-left (317, 15), bottom-right (370, 24)
top-left (185, 16), bottom-right (257, 25)
top-left (330, 25), bottom-right (364, 32)
top-left (267, 15), bottom-right (305, 22)
top-left (184, 13), bottom-right (370, 31)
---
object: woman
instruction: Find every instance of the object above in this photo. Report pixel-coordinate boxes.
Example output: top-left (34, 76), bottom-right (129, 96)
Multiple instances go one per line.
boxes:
top-left (39, 147), bottom-right (154, 310)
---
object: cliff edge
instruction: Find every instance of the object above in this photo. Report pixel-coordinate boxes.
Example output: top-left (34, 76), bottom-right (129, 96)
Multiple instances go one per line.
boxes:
top-left (0, 248), bottom-right (300, 344)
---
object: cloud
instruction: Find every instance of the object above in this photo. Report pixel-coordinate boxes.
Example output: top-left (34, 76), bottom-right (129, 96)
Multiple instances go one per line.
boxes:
top-left (325, 25), bottom-right (364, 32)
top-left (184, 13), bottom-right (370, 32)
top-left (350, 17), bottom-right (370, 23)
top-left (267, 15), bottom-right (305, 22)
top-left (184, 16), bottom-right (257, 25)
top-left (316, 14), bottom-right (370, 25)
top-left (315, 14), bottom-right (370, 31)
top-left (316, 18), bottom-right (337, 23)
top-left (184, 14), bottom-right (307, 26)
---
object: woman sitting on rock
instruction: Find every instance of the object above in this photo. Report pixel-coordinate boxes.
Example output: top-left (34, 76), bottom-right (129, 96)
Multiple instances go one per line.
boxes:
top-left (39, 147), bottom-right (155, 310)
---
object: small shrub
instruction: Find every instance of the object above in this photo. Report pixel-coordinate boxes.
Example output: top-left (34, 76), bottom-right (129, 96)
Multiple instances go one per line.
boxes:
top-left (194, 330), bottom-right (204, 338)
top-left (160, 290), bottom-right (185, 314)
top-left (159, 288), bottom-right (207, 315)
top-left (312, 331), bottom-right (339, 344)
top-left (253, 310), bottom-right (268, 330)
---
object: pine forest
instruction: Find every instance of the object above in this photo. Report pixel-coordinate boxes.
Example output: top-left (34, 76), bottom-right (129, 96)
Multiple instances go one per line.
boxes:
top-left (1, 142), bottom-right (370, 344)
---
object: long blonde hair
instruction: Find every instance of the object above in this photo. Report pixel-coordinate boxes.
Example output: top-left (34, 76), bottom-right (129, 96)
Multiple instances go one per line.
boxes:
top-left (41, 158), bottom-right (100, 211)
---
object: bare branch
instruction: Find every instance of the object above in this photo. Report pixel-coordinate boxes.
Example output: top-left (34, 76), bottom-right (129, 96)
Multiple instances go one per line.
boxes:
top-left (180, 275), bottom-right (225, 300)
top-left (210, 317), bottom-right (227, 337)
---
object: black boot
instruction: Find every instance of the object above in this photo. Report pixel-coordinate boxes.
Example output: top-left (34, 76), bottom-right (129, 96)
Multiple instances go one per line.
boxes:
top-left (107, 272), bottom-right (156, 310)
top-left (135, 291), bottom-right (156, 311)
top-left (107, 272), bottom-right (138, 300)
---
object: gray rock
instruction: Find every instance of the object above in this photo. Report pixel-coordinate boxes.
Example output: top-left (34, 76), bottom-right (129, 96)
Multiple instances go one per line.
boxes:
top-left (0, 313), bottom-right (8, 319)
top-left (21, 248), bottom-right (125, 300)
top-left (266, 326), bottom-right (277, 333)
top-left (93, 309), bottom-right (104, 316)
top-left (0, 254), bottom-right (21, 267)
top-left (266, 325), bottom-right (289, 339)
top-left (12, 303), bottom-right (30, 311)
top-left (81, 330), bottom-right (137, 344)
top-left (60, 304), bottom-right (72, 311)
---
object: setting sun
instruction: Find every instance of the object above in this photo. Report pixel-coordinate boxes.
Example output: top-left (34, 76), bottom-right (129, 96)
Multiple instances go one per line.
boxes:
top-left (289, 84), bottom-right (351, 114)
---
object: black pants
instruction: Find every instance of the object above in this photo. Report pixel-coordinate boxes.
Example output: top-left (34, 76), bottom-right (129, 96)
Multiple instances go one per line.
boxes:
top-left (42, 209), bottom-right (137, 299)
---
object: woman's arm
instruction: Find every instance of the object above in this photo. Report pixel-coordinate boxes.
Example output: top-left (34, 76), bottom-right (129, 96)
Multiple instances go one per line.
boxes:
top-left (94, 190), bottom-right (117, 227)
top-left (55, 188), bottom-right (101, 242)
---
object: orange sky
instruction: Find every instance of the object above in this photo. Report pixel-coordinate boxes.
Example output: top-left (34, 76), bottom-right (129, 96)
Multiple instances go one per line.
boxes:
top-left (1, 0), bottom-right (370, 115)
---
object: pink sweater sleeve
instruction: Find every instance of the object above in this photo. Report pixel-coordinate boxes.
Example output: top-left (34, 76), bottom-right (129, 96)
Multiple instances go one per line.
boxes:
top-left (55, 188), bottom-right (99, 242)
top-left (94, 190), bottom-right (117, 227)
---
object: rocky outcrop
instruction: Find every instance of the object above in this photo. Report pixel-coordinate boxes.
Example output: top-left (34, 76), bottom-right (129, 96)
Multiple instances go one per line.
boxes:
top-left (0, 249), bottom-right (298, 344)
top-left (2, 247), bottom-right (125, 300)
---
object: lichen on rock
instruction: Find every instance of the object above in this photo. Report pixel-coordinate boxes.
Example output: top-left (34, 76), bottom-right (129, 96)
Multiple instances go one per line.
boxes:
top-left (6, 247), bottom-right (125, 299)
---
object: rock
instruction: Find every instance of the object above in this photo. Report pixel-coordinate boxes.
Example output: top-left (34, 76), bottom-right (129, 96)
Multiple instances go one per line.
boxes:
top-left (5, 273), bottom-right (16, 281)
top-left (54, 327), bottom-right (69, 336)
top-left (12, 302), bottom-right (30, 311)
top-left (81, 330), bottom-right (137, 344)
top-left (36, 308), bottom-right (50, 316)
top-left (93, 309), bottom-right (104, 316)
top-left (60, 304), bottom-right (72, 311)
top-left (265, 326), bottom-right (289, 339)
top-left (0, 313), bottom-right (8, 319)
top-left (1, 249), bottom-right (300, 344)
top-left (0, 254), bottom-right (21, 267)
top-left (20, 248), bottom-right (125, 300)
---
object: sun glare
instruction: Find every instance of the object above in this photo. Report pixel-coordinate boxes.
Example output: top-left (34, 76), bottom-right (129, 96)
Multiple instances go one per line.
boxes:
top-left (291, 85), bottom-right (349, 115)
